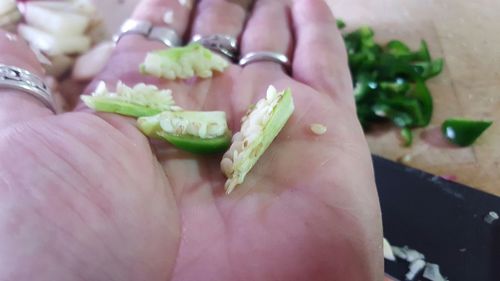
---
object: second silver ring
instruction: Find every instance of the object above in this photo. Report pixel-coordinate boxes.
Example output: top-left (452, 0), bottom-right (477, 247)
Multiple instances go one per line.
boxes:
top-left (114, 19), bottom-right (181, 48)
top-left (239, 51), bottom-right (291, 70)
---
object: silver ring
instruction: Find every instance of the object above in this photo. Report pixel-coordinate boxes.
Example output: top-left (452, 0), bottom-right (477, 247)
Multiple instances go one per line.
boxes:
top-left (0, 64), bottom-right (56, 113)
top-left (113, 19), bottom-right (152, 44)
top-left (239, 51), bottom-right (291, 69)
top-left (192, 34), bottom-right (238, 60)
top-left (149, 27), bottom-right (181, 48)
top-left (113, 19), bottom-right (181, 48)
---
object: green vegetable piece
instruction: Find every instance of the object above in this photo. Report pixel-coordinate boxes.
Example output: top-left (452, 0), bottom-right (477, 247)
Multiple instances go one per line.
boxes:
top-left (138, 111), bottom-right (231, 154)
top-left (379, 78), bottom-right (410, 95)
top-left (400, 127), bottom-right (413, 147)
top-left (410, 80), bottom-right (433, 126)
top-left (386, 40), bottom-right (411, 57)
top-left (336, 19), bottom-right (346, 29)
top-left (441, 118), bottom-right (493, 147)
top-left (221, 86), bottom-right (294, 194)
top-left (412, 40), bottom-right (431, 62)
top-left (354, 72), bottom-right (377, 102)
top-left (372, 102), bottom-right (414, 127)
top-left (412, 58), bottom-right (444, 80)
top-left (140, 43), bottom-right (229, 80)
top-left (81, 81), bottom-right (178, 117)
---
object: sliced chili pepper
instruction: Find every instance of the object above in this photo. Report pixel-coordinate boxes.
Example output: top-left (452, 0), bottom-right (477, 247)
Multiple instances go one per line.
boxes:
top-left (336, 19), bottom-right (346, 29)
top-left (386, 40), bottom-right (411, 57)
top-left (400, 127), bottom-right (413, 147)
top-left (442, 118), bottom-right (493, 147)
top-left (412, 58), bottom-right (444, 80)
top-left (342, 21), bottom-right (444, 146)
top-left (410, 80), bottom-right (433, 126)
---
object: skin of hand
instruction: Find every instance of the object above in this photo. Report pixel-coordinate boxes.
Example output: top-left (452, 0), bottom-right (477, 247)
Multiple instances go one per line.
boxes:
top-left (0, 0), bottom-right (383, 280)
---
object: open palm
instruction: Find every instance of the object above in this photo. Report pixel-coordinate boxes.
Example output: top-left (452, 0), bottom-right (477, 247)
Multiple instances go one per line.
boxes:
top-left (0, 0), bottom-right (382, 280)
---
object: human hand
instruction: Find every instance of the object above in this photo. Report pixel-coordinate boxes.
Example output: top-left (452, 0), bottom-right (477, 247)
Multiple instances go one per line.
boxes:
top-left (0, 0), bottom-right (382, 280)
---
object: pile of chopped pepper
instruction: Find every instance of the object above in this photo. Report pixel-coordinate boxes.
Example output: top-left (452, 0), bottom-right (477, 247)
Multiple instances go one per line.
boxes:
top-left (339, 20), bottom-right (444, 146)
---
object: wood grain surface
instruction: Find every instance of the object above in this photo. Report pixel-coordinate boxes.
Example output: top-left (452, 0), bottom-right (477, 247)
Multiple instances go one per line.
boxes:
top-left (99, 0), bottom-right (499, 195)
top-left (326, 0), bottom-right (500, 196)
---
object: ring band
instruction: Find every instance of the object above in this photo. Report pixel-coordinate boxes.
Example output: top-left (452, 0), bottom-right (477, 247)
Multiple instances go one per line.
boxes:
top-left (192, 34), bottom-right (238, 60)
top-left (113, 19), bottom-right (152, 44)
top-left (149, 27), bottom-right (181, 48)
top-left (0, 64), bottom-right (56, 113)
top-left (239, 51), bottom-right (291, 69)
top-left (114, 19), bottom-right (181, 48)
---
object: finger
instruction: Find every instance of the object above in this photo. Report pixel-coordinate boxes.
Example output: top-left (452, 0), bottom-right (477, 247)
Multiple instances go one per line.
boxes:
top-left (116, 0), bottom-right (194, 51)
top-left (240, 0), bottom-right (294, 74)
top-left (190, 0), bottom-right (252, 41)
top-left (0, 31), bottom-right (54, 128)
top-left (291, 0), bottom-right (354, 108)
top-left (79, 0), bottom-right (195, 109)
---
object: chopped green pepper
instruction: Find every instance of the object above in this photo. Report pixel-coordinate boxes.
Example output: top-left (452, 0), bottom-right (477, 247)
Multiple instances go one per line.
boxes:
top-left (441, 118), bottom-right (492, 147)
top-left (341, 20), bottom-right (444, 146)
top-left (386, 40), bottom-right (411, 57)
top-left (336, 19), bottom-right (346, 29)
top-left (400, 127), bottom-right (413, 147)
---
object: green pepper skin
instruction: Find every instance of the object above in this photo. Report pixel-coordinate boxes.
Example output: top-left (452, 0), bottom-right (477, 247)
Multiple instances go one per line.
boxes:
top-left (442, 119), bottom-right (492, 147)
top-left (81, 96), bottom-right (162, 118)
top-left (138, 111), bottom-right (231, 154)
top-left (157, 131), bottom-right (231, 154)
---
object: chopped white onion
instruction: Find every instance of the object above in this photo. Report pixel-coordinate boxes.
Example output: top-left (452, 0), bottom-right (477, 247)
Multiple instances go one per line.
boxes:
top-left (0, 8), bottom-right (20, 27)
top-left (423, 263), bottom-right (447, 281)
top-left (406, 259), bottom-right (426, 281)
top-left (484, 211), bottom-right (499, 224)
top-left (26, 0), bottom-right (96, 16)
top-left (0, 0), bottom-right (15, 15)
top-left (383, 238), bottom-right (396, 261)
top-left (24, 2), bottom-right (90, 35)
top-left (391, 246), bottom-right (425, 262)
top-left (18, 24), bottom-right (91, 56)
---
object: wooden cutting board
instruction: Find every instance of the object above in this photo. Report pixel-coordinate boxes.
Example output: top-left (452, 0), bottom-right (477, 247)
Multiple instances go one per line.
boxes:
top-left (327, 0), bottom-right (500, 196)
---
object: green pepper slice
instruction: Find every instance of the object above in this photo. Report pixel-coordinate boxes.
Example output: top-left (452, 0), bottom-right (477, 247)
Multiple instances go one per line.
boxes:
top-left (81, 81), bottom-right (177, 118)
top-left (441, 118), bottom-right (492, 147)
top-left (386, 40), bottom-right (411, 57)
top-left (140, 43), bottom-right (229, 80)
top-left (138, 111), bottom-right (232, 154)
top-left (223, 88), bottom-right (294, 193)
top-left (336, 19), bottom-right (346, 29)
top-left (412, 58), bottom-right (444, 80)
top-left (412, 40), bottom-right (431, 62)
top-left (410, 80), bottom-right (433, 126)
top-left (82, 97), bottom-right (163, 117)
top-left (400, 127), bottom-right (413, 147)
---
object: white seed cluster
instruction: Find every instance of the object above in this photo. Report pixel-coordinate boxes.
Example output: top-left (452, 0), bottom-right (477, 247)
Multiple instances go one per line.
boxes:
top-left (158, 112), bottom-right (227, 139)
top-left (142, 44), bottom-right (229, 80)
top-left (88, 81), bottom-right (178, 111)
top-left (221, 86), bottom-right (284, 191)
